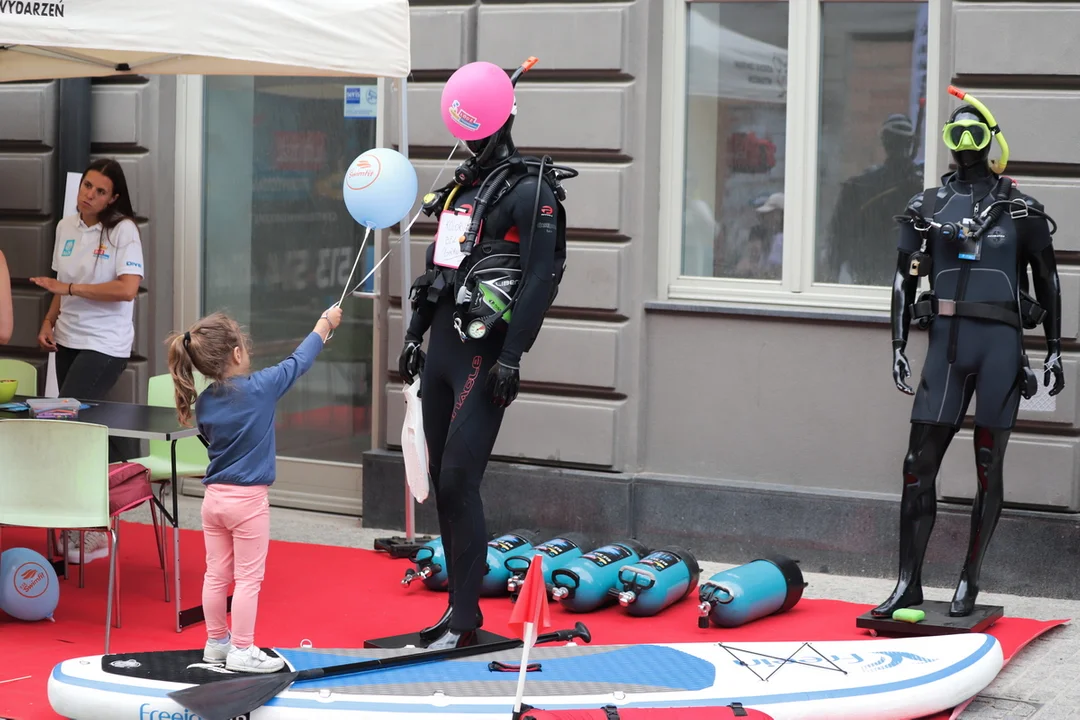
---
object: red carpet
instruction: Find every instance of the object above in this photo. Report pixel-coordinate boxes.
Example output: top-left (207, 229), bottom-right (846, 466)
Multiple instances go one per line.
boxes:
top-left (0, 521), bottom-right (1067, 720)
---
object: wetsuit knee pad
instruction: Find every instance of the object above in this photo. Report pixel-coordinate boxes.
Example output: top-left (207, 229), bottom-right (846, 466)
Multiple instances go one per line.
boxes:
top-left (903, 447), bottom-right (938, 485)
top-left (975, 446), bottom-right (995, 470)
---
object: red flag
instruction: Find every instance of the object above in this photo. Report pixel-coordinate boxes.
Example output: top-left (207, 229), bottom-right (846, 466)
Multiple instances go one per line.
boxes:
top-left (508, 553), bottom-right (552, 641)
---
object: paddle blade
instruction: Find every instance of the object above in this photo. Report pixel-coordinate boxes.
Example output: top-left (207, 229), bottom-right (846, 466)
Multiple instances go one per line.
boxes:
top-left (166, 670), bottom-right (298, 720)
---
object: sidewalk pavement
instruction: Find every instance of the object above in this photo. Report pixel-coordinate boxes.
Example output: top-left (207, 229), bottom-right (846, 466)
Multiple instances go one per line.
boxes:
top-left (123, 493), bottom-right (1079, 719)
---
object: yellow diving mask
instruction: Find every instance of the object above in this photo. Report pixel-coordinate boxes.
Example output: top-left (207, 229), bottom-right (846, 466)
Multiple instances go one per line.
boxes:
top-left (942, 85), bottom-right (1010, 173)
top-left (942, 119), bottom-right (992, 152)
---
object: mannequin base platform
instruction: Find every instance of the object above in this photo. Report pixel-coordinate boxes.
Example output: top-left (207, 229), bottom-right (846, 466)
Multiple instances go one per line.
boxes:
top-left (856, 600), bottom-right (1004, 637)
top-left (364, 629), bottom-right (512, 649)
top-left (373, 535), bottom-right (434, 559)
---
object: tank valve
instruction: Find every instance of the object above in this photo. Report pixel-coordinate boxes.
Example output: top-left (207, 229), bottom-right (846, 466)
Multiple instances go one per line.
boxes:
top-left (507, 576), bottom-right (522, 593)
top-left (402, 565), bottom-right (435, 586)
top-left (698, 601), bottom-right (714, 628)
top-left (617, 590), bottom-right (637, 607)
top-left (552, 587), bottom-right (569, 600)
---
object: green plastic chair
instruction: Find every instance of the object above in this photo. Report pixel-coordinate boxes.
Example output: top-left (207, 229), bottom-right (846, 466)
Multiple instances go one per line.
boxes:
top-left (127, 372), bottom-right (211, 491)
top-left (0, 419), bottom-right (117, 652)
top-left (0, 358), bottom-right (38, 397)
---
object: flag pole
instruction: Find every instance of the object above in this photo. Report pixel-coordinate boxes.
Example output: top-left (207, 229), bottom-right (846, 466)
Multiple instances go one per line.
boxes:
top-left (511, 620), bottom-right (537, 715)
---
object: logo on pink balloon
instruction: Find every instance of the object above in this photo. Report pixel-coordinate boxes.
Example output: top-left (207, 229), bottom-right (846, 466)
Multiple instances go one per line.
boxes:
top-left (448, 100), bottom-right (481, 133)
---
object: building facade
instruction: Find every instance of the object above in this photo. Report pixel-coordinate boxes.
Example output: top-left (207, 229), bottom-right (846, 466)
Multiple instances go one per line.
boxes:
top-left (2, 0), bottom-right (1078, 598)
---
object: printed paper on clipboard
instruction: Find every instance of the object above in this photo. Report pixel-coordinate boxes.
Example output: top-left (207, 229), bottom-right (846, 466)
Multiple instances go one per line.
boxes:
top-left (433, 210), bottom-right (473, 269)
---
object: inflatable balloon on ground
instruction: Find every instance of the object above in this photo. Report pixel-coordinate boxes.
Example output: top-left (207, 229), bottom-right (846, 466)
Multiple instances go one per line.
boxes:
top-left (0, 547), bottom-right (59, 622)
top-left (441, 61), bottom-right (515, 142)
top-left (342, 147), bottom-right (419, 229)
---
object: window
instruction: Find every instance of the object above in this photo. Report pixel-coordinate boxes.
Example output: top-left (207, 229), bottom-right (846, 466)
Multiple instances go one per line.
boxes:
top-left (660, 0), bottom-right (936, 311)
top-left (201, 76), bottom-right (379, 464)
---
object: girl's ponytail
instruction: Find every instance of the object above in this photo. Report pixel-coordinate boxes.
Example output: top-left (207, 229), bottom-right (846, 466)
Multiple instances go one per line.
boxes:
top-left (167, 331), bottom-right (199, 427)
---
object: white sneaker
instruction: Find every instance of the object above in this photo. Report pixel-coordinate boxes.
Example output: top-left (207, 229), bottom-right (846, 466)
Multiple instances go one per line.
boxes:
top-left (226, 645), bottom-right (285, 674)
top-left (203, 634), bottom-right (233, 663)
top-left (64, 530), bottom-right (110, 565)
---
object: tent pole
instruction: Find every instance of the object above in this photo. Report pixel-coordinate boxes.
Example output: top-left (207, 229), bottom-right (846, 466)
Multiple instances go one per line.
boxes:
top-left (398, 75), bottom-right (415, 545)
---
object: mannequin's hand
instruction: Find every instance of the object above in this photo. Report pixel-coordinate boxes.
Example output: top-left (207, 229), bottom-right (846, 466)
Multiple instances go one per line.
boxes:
top-left (893, 347), bottom-right (914, 395)
top-left (398, 339), bottom-right (425, 384)
top-left (1045, 342), bottom-right (1065, 396)
top-left (487, 361), bottom-right (520, 408)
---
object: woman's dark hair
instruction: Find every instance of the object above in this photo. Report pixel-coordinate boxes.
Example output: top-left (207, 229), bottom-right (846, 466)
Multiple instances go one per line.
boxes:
top-left (83, 157), bottom-right (136, 228)
top-left (83, 158), bottom-right (137, 251)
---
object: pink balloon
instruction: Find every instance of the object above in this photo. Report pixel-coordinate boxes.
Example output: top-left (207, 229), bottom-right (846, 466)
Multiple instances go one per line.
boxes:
top-left (440, 61), bottom-right (515, 142)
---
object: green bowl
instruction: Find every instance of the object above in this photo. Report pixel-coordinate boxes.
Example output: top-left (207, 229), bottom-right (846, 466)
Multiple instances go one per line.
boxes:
top-left (0, 379), bottom-right (17, 404)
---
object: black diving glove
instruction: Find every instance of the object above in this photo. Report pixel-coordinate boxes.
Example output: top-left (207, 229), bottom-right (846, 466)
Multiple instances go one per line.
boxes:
top-left (487, 361), bottom-right (520, 408)
top-left (892, 340), bottom-right (914, 396)
top-left (1044, 339), bottom-right (1065, 397)
top-left (399, 338), bottom-right (426, 384)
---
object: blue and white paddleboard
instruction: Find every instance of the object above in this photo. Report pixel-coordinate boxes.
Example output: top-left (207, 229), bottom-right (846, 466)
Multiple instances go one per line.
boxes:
top-left (48, 633), bottom-right (1002, 720)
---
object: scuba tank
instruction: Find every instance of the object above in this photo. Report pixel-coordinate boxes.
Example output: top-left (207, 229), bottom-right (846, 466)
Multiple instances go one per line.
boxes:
top-left (550, 540), bottom-right (650, 613)
top-left (480, 529), bottom-right (541, 596)
top-left (505, 532), bottom-right (592, 600)
top-left (401, 537), bottom-right (448, 591)
top-left (613, 546), bottom-right (700, 617)
top-left (697, 556), bottom-right (806, 629)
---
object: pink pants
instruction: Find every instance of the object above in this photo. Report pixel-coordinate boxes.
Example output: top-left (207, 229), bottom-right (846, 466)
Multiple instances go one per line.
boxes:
top-left (201, 483), bottom-right (271, 649)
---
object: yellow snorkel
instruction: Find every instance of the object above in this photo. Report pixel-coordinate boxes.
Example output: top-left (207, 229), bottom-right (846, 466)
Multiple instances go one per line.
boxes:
top-left (947, 85), bottom-right (1009, 174)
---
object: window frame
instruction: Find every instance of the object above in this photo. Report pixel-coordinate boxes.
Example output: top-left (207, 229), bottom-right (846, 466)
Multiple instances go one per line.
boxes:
top-left (657, 0), bottom-right (946, 314)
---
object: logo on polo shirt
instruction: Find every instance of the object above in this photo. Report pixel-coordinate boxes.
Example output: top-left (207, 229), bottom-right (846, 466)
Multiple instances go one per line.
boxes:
top-left (61, 239), bottom-right (75, 257)
top-left (126, 261), bottom-right (142, 268)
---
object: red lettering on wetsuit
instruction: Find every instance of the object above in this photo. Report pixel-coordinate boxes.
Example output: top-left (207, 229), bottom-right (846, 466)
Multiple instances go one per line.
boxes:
top-left (451, 356), bottom-right (484, 421)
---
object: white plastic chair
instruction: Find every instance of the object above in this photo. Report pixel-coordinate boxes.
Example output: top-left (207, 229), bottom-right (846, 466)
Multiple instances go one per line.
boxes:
top-left (0, 418), bottom-right (118, 653)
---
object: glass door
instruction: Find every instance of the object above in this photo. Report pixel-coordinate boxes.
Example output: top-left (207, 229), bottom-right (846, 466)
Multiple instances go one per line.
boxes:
top-left (200, 76), bottom-right (379, 507)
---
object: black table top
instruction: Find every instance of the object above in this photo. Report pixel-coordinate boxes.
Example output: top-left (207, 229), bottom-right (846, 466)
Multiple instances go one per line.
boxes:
top-left (0, 395), bottom-right (200, 441)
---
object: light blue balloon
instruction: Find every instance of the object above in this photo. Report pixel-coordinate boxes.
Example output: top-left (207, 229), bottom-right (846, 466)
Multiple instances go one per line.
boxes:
top-left (342, 147), bottom-right (419, 230)
top-left (0, 547), bottom-right (59, 622)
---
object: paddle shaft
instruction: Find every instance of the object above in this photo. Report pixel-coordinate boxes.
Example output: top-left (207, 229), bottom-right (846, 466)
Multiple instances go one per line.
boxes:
top-left (296, 625), bottom-right (586, 682)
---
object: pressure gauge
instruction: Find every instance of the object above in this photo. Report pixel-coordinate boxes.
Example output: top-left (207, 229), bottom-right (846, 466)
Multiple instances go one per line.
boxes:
top-left (467, 319), bottom-right (487, 339)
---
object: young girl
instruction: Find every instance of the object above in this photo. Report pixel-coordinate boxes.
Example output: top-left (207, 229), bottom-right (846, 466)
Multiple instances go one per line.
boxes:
top-left (166, 305), bottom-right (342, 673)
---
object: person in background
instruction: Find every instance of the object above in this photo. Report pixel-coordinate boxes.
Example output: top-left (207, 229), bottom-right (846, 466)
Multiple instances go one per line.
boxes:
top-left (0, 250), bottom-right (11, 345)
top-left (29, 158), bottom-right (144, 566)
top-left (167, 305), bottom-right (342, 673)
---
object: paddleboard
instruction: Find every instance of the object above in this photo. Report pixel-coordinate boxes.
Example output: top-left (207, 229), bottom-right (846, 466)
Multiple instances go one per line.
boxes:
top-left (48, 633), bottom-right (1002, 720)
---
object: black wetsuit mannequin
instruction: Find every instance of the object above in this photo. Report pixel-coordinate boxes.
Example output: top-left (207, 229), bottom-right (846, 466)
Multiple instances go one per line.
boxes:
top-left (398, 116), bottom-right (560, 649)
top-left (876, 104), bottom-right (1064, 619)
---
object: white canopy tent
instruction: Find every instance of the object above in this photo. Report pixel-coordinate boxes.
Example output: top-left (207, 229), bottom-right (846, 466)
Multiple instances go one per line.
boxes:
top-left (0, 0), bottom-right (410, 80)
top-left (0, 0), bottom-right (425, 544)
top-left (687, 14), bottom-right (787, 105)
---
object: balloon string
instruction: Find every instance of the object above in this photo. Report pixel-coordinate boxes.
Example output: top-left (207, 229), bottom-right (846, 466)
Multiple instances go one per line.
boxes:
top-left (338, 225), bottom-right (372, 307)
top-left (395, 141), bottom-right (462, 240)
top-left (328, 225), bottom-right (372, 340)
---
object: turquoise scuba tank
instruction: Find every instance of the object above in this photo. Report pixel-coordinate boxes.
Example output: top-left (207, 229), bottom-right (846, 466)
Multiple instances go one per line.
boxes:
top-left (550, 540), bottom-right (650, 613)
top-left (504, 532), bottom-right (592, 600)
top-left (697, 556), bottom-right (806, 628)
top-left (614, 546), bottom-right (701, 617)
top-left (401, 537), bottom-right (448, 592)
top-left (480, 529), bottom-right (541, 596)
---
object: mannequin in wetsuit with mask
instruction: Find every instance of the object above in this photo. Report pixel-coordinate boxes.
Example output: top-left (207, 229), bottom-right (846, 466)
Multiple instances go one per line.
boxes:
top-left (397, 61), bottom-right (573, 650)
top-left (876, 87), bottom-right (1063, 619)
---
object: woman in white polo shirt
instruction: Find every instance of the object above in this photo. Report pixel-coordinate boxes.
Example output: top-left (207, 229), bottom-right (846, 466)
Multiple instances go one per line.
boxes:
top-left (30, 158), bottom-right (144, 449)
top-left (30, 158), bottom-right (145, 565)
